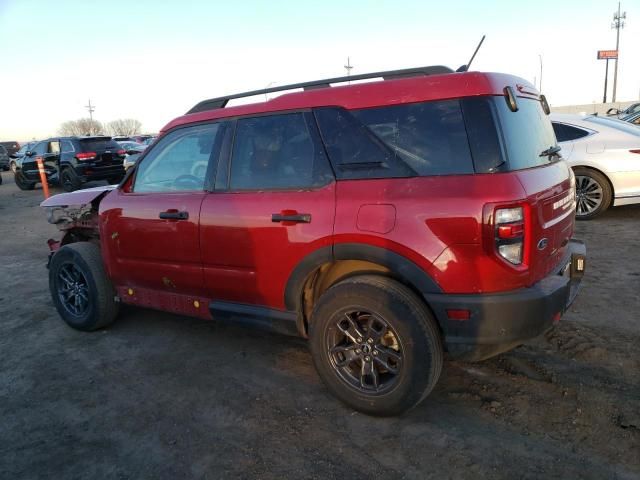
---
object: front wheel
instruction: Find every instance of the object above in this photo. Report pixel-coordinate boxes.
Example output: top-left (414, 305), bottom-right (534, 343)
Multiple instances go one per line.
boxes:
top-left (573, 167), bottom-right (612, 220)
top-left (14, 171), bottom-right (35, 190)
top-left (49, 242), bottom-right (119, 331)
top-left (309, 275), bottom-right (443, 416)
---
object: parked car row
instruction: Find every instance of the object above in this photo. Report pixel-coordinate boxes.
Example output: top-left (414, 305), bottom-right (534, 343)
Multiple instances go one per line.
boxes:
top-left (12, 136), bottom-right (127, 192)
top-left (1, 135), bottom-right (157, 191)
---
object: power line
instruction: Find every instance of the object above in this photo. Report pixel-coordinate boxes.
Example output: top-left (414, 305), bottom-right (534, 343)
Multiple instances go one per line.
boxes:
top-left (611, 2), bottom-right (626, 102)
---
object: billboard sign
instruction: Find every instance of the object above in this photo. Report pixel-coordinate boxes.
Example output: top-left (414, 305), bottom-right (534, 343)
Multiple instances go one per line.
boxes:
top-left (597, 50), bottom-right (618, 59)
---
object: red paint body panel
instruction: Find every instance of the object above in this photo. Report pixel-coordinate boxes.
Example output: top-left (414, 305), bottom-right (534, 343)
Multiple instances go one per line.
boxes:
top-left (199, 184), bottom-right (335, 309)
top-left (99, 189), bottom-right (206, 296)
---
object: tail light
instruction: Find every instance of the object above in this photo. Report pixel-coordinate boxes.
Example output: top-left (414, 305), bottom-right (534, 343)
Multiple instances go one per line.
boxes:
top-left (630, 149), bottom-right (640, 154)
top-left (76, 152), bottom-right (96, 161)
top-left (495, 207), bottom-right (526, 265)
top-left (117, 149), bottom-right (126, 156)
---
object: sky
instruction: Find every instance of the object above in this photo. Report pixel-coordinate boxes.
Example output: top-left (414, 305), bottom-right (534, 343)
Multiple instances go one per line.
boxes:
top-left (1, 0), bottom-right (639, 140)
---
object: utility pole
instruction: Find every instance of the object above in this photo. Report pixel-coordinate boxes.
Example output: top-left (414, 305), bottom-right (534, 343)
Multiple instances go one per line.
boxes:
top-left (538, 54), bottom-right (543, 92)
top-left (344, 57), bottom-right (354, 77)
top-left (612, 2), bottom-right (626, 102)
top-left (85, 99), bottom-right (95, 123)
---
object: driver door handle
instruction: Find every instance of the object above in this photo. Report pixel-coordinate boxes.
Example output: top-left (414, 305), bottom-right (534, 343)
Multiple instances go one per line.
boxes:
top-left (159, 210), bottom-right (189, 220)
top-left (271, 212), bottom-right (311, 223)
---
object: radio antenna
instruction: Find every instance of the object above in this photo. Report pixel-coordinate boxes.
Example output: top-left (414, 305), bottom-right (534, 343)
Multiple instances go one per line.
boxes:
top-left (456, 35), bottom-right (486, 72)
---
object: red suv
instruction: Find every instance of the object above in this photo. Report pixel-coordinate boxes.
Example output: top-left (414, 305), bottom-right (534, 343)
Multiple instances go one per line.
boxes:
top-left (42, 65), bottom-right (586, 415)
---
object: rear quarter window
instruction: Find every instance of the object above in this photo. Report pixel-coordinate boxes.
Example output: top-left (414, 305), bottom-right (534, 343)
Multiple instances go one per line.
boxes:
top-left (315, 99), bottom-right (474, 179)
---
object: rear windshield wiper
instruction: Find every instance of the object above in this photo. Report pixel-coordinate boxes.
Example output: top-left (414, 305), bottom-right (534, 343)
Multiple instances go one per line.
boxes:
top-left (539, 145), bottom-right (562, 161)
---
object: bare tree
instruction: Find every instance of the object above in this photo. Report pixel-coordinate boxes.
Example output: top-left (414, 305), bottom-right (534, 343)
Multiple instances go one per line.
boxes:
top-left (106, 119), bottom-right (142, 136)
top-left (58, 118), bottom-right (104, 136)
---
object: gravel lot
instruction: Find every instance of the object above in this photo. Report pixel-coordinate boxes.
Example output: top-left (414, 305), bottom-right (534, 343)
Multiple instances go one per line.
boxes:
top-left (1, 172), bottom-right (638, 479)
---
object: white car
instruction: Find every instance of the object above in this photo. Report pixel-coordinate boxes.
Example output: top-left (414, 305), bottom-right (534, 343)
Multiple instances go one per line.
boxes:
top-left (550, 114), bottom-right (640, 219)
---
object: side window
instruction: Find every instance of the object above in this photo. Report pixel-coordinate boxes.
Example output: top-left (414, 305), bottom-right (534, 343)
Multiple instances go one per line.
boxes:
top-left (352, 100), bottom-right (474, 176)
top-left (229, 112), bottom-right (332, 190)
top-left (33, 142), bottom-right (47, 155)
top-left (552, 123), bottom-right (590, 142)
top-left (61, 140), bottom-right (75, 153)
top-left (315, 101), bottom-right (474, 179)
top-left (48, 141), bottom-right (60, 154)
top-left (314, 107), bottom-right (409, 180)
top-left (134, 123), bottom-right (222, 193)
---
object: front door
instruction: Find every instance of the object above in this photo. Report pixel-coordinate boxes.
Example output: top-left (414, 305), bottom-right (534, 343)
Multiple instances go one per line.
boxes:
top-left (200, 111), bottom-right (336, 310)
top-left (100, 122), bottom-right (227, 299)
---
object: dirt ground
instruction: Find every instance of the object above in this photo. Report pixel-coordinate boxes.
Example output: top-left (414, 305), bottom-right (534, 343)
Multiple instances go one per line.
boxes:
top-left (0, 172), bottom-right (638, 479)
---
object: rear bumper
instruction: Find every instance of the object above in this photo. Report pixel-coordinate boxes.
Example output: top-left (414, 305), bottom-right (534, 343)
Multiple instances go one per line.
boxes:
top-left (425, 239), bottom-right (586, 361)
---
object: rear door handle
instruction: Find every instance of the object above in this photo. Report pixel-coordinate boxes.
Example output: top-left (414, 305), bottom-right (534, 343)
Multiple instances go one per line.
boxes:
top-left (159, 210), bottom-right (189, 220)
top-left (271, 213), bottom-right (311, 223)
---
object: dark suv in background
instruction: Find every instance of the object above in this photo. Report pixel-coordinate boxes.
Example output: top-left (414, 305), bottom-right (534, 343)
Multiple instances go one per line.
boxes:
top-left (0, 141), bottom-right (21, 161)
top-left (0, 145), bottom-right (9, 173)
top-left (14, 136), bottom-right (126, 191)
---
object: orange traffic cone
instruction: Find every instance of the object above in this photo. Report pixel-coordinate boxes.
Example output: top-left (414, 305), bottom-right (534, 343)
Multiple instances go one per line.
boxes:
top-left (36, 156), bottom-right (50, 199)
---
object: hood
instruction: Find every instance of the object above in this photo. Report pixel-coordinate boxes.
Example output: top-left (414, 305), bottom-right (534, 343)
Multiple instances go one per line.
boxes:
top-left (40, 184), bottom-right (117, 208)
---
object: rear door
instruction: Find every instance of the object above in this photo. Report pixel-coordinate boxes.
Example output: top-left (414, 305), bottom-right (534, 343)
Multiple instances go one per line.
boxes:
top-left (492, 97), bottom-right (576, 281)
top-left (99, 123), bottom-right (226, 298)
top-left (199, 111), bottom-right (335, 310)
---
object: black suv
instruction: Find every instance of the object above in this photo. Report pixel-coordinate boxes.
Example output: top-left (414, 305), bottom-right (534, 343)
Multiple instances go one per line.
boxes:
top-left (14, 136), bottom-right (126, 191)
top-left (0, 145), bottom-right (9, 173)
top-left (0, 141), bottom-right (20, 160)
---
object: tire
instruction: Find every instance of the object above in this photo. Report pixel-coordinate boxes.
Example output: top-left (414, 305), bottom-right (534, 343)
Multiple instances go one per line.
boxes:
top-left (14, 171), bottom-right (35, 190)
top-left (61, 167), bottom-right (81, 192)
top-left (49, 242), bottom-right (119, 331)
top-left (309, 275), bottom-right (443, 416)
top-left (573, 167), bottom-right (612, 220)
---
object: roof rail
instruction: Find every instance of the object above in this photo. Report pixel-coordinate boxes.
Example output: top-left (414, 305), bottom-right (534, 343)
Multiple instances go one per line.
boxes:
top-left (187, 65), bottom-right (454, 114)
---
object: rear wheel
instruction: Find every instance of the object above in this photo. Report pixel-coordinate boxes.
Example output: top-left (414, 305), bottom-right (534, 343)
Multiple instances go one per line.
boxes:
top-left (573, 167), bottom-right (612, 220)
top-left (61, 167), bottom-right (81, 192)
top-left (309, 275), bottom-right (443, 416)
top-left (49, 242), bottom-right (119, 331)
top-left (14, 171), bottom-right (35, 190)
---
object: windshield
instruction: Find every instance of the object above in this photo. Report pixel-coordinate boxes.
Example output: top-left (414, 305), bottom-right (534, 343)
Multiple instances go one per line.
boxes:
top-left (585, 116), bottom-right (640, 137)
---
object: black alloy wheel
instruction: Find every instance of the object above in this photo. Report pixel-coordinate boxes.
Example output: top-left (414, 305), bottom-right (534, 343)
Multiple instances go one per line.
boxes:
top-left (326, 309), bottom-right (403, 394)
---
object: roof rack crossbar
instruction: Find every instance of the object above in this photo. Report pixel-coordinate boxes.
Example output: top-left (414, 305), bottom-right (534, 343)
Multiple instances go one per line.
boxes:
top-left (187, 64), bottom-right (454, 114)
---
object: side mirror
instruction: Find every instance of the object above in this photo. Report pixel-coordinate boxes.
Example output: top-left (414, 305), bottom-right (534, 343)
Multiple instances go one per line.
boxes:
top-left (25, 151), bottom-right (35, 157)
top-left (606, 108), bottom-right (620, 116)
